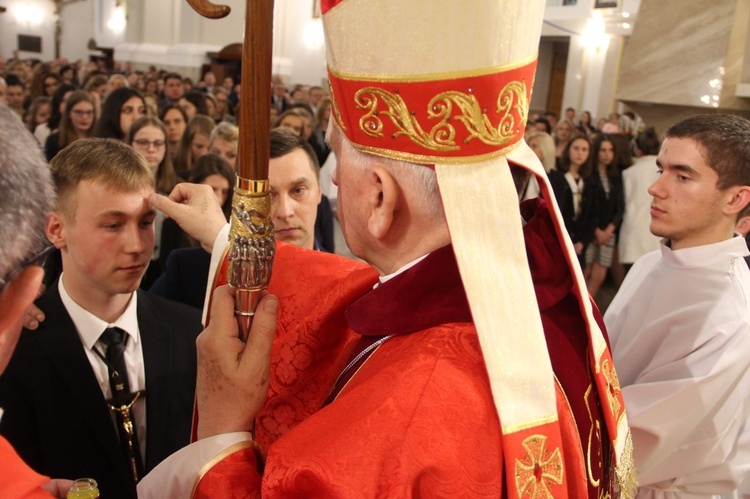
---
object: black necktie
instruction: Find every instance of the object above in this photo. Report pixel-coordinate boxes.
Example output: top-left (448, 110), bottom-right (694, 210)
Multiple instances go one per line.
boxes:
top-left (100, 327), bottom-right (130, 396)
top-left (99, 327), bottom-right (144, 482)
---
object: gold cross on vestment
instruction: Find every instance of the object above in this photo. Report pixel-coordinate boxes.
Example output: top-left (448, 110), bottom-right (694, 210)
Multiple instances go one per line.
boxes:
top-left (602, 359), bottom-right (623, 421)
top-left (514, 434), bottom-right (564, 498)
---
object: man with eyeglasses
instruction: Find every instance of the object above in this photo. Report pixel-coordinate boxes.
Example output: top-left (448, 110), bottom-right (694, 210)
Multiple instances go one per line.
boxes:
top-left (0, 134), bottom-right (203, 498)
top-left (0, 103), bottom-right (71, 497)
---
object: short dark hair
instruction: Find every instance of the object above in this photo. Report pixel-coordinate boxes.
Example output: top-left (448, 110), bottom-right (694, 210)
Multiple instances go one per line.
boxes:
top-left (182, 91), bottom-right (209, 116)
top-left (665, 114), bottom-right (750, 189)
top-left (60, 65), bottom-right (77, 78)
top-left (164, 72), bottom-right (183, 83)
top-left (534, 117), bottom-right (551, 134)
top-left (635, 127), bottom-right (660, 156)
top-left (270, 128), bottom-right (319, 179)
top-left (4, 73), bottom-right (24, 89)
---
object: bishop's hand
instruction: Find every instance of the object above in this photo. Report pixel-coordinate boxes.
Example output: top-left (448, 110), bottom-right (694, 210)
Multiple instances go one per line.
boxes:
top-left (148, 183), bottom-right (227, 252)
top-left (195, 285), bottom-right (278, 440)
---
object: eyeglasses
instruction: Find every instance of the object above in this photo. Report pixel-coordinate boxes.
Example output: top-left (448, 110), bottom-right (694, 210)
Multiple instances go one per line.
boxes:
top-left (71, 109), bottom-right (95, 117)
top-left (0, 244), bottom-right (55, 292)
top-left (133, 138), bottom-right (166, 149)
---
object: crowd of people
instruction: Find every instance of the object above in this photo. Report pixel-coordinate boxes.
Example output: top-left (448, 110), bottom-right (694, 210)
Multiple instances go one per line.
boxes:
top-left (0, 57), bottom-right (335, 291)
top-left (524, 107), bottom-right (664, 304)
top-left (0, 57), bottom-right (332, 167)
top-left (1, 2), bottom-right (750, 495)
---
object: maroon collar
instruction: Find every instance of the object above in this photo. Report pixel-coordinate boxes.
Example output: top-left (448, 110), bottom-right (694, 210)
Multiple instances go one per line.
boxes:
top-left (345, 244), bottom-right (471, 336)
top-left (345, 198), bottom-right (572, 337)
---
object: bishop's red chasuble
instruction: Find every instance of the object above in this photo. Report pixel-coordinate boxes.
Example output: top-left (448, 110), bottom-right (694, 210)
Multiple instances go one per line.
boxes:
top-left (0, 435), bottom-right (52, 498)
top-left (194, 198), bottom-right (614, 498)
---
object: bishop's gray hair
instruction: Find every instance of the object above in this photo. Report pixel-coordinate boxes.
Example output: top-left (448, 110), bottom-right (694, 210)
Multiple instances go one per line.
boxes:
top-left (0, 104), bottom-right (56, 281)
top-left (329, 124), bottom-right (445, 223)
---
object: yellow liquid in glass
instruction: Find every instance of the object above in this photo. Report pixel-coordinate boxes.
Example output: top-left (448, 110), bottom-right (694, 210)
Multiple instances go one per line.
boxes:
top-left (66, 478), bottom-right (100, 499)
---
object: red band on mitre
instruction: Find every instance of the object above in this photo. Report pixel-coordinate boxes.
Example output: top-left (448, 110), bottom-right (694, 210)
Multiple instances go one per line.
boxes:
top-left (328, 58), bottom-right (537, 164)
top-left (321, 0), bottom-right (344, 14)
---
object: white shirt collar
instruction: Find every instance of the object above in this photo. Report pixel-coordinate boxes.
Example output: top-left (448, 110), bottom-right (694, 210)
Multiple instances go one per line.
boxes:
top-left (377, 254), bottom-right (430, 286)
top-left (660, 234), bottom-right (750, 270)
top-left (375, 213), bottom-right (528, 287)
top-left (58, 273), bottom-right (140, 349)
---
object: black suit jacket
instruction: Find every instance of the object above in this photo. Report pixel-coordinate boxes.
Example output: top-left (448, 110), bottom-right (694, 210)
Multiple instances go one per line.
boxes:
top-left (547, 169), bottom-right (598, 246)
top-left (149, 247), bottom-right (212, 310)
top-left (149, 230), bottom-right (334, 309)
top-left (0, 282), bottom-right (202, 499)
top-left (585, 171), bottom-right (624, 238)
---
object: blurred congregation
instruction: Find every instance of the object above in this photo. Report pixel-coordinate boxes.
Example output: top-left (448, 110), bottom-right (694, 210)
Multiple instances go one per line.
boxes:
top-left (2, 0), bottom-right (750, 497)
top-left (0, 57), bottom-right (676, 309)
top-left (0, 60), bottom-right (337, 289)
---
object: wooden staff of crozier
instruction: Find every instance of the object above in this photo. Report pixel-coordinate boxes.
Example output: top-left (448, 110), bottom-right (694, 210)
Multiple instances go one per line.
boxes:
top-left (186, 0), bottom-right (275, 341)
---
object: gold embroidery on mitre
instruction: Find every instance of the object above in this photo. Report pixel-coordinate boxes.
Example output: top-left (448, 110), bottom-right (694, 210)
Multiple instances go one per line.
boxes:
top-left (355, 87), bottom-right (458, 151)
top-left (514, 435), bottom-right (564, 498)
top-left (602, 359), bottom-right (623, 421)
top-left (353, 80), bottom-right (528, 152)
top-left (494, 81), bottom-right (528, 141)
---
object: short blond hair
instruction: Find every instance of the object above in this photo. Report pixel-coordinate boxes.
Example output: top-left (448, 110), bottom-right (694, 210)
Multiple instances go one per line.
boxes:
top-left (50, 138), bottom-right (154, 219)
top-left (209, 122), bottom-right (238, 149)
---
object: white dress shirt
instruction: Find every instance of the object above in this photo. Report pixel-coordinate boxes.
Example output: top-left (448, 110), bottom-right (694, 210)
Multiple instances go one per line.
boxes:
top-left (59, 275), bottom-right (147, 464)
top-left (605, 237), bottom-right (750, 498)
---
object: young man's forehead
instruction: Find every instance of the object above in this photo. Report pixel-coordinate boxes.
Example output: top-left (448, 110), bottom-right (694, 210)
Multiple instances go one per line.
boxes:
top-left (60, 179), bottom-right (153, 220)
top-left (270, 149), bottom-right (320, 183)
top-left (657, 137), bottom-right (715, 174)
top-left (73, 177), bottom-right (155, 198)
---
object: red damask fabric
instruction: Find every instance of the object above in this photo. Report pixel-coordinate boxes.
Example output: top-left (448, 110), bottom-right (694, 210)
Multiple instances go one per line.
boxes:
top-left (256, 246), bottom-right (378, 450)
top-left (195, 199), bottom-right (612, 498)
top-left (193, 448), bottom-right (262, 499)
top-left (0, 435), bottom-right (53, 499)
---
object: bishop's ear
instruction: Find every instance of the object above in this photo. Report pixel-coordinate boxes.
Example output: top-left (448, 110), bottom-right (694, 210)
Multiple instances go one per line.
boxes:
top-left (45, 212), bottom-right (67, 250)
top-left (367, 165), bottom-right (399, 240)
